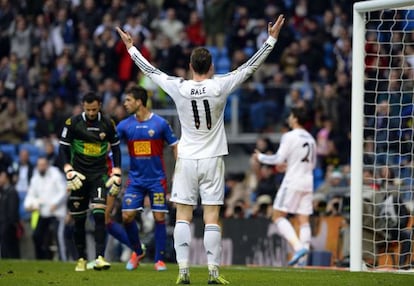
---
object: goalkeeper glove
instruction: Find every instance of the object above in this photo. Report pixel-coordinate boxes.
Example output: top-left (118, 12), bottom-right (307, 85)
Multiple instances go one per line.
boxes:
top-left (64, 165), bottom-right (86, 191)
top-left (105, 167), bottom-right (122, 196)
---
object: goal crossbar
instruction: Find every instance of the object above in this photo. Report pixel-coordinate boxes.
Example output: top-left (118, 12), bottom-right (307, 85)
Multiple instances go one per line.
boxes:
top-left (354, 0), bottom-right (414, 12)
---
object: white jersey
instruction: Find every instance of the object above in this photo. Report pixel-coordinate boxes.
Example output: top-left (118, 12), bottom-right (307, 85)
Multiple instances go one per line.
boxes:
top-left (258, 128), bottom-right (316, 192)
top-left (128, 37), bottom-right (277, 159)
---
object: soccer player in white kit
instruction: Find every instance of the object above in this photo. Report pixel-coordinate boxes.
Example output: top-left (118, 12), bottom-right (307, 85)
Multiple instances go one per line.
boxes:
top-left (254, 106), bottom-right (316, 266)
top-left (117, 15), bottom-right (285, 284)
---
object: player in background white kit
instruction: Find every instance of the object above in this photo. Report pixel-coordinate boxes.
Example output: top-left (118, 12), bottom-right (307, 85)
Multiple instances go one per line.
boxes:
top-left (253, 106), bottom-right (316, 266)
top-left (117, 15), bottom-right (285, 284)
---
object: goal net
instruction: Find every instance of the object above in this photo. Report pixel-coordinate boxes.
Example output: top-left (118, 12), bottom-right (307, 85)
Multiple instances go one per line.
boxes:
top-left (351, 0), bottom-right (414, 271)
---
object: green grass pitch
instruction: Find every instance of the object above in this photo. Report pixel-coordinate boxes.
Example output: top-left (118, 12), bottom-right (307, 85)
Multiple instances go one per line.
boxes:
top-left (0, 260), bottom-right (413, 286)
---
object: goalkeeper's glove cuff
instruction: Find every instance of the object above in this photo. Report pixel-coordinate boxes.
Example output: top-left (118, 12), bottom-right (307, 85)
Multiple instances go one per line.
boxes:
top-left (66, 169), bottom-right (86, 191)
top-left (106, 172), bottom-right (122, 196)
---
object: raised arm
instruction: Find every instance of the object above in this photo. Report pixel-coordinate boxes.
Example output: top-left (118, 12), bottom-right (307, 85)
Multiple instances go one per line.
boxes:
top-left (116, 27), bottom-right (180, 97)
top-left (216, 15), bottom-right (285, 94)
top-left (268, 14), bottom-right (285, 40)
top-left (116, 27), bottom-right (134, 50)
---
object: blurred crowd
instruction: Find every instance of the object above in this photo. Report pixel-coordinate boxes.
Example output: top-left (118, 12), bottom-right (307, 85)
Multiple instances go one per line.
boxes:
top-left (0, 0), bottom-right (413, 265)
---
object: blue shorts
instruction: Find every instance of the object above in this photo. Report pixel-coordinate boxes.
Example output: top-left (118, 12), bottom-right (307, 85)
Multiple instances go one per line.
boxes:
top-left (122, 178), bottom-right (168, 213)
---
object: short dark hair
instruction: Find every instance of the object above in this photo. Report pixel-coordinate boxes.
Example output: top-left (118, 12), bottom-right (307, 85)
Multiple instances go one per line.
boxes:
top-left (290, 106), bottom-right (308, 126)
top-left (190, 47), bottom-right (212, 75)
top-left (0, 165), bottom-right (15, 181)
top-left (82, 91), bottom-right (102, 104)
top-left (126, 86), bottom-right (148, 107)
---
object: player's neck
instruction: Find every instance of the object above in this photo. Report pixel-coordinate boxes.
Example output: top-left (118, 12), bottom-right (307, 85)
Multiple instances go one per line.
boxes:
top-left (135, 108), bottom-right (151, 122)
top-left (192, 74), bottom-right (210, 82)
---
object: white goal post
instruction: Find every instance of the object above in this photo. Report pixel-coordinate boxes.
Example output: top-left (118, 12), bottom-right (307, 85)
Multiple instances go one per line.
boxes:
top-left (351, 0), bottom-right (414, 272)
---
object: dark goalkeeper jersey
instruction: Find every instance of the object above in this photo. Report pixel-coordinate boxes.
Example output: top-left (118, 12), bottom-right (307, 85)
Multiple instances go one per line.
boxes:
top-left (59, 112), bottom-right (120, 176)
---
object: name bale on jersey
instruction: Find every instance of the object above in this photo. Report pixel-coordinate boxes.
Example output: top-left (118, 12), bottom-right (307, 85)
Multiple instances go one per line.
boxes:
top-left (191, 87), bottom-right (206, 96)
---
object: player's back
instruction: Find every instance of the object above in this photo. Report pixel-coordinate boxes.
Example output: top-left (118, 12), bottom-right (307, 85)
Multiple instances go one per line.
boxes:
top-left (173, 78), bottom-right (228, 159)
top-left (281, 128), bottom-right (316, 192)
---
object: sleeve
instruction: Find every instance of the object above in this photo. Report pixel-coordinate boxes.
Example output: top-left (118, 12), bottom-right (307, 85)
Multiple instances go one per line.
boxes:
top-left (257, 152), bottom-right (284, 166)
top-left (108, 118), bottom-right (121, 168)
top-left (128, 47), bottom-right (181, 99)
top-left (46, 169), bottom-right (67, 207)
top-left (215, 36), bottom-right (277, 95)
top-left (162, 118), bottom-right (179, 146)
top-left (108, 118), bottom-right (121, 146)
top-left (116, 121), bottom-right (126, 142)
top-left (59, 117), bottom-right (74, 144)
top-left (257, 133), bottom-right (289, 165)
top-left (58, 117), bottom-right (73, 166)
top-left (24, 177), bottom-right (37, 209)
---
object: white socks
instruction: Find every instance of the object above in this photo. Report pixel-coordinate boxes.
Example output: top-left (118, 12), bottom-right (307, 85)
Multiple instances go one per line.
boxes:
top-left (274, 217), bottom-right (302, 251)
top-left (174, 220), bottom-right (191, 270)
top-left (174, 221), bottom-right (222, 275)
top-left (204, 224), bottom-right (222, 269)
top-left (299, 223), bottom-right (311, 250)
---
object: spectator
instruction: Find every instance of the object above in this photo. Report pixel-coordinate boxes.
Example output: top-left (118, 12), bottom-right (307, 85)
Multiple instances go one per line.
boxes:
top-left (185, 10), bottom-right (205, 46)
top-left (106, 0), bottom-right (129, 24)
top-left (75, 0), bottom-right (102, 36)
top-left (150, 8), bottom-right (184, 45)
top-left (0, 165), bottom-right (20, 258)
top-left (34, 99), bottom-right (64, 148)
top-left (0, 148), bottom-right (13, 172)
top-left (24, 156), bottom-right (67, 260)
top-left (0, 97), bottom-right (28, 144)
top-left (14, 148), bottom-right (35, 220)
top-left (365, 100), bottom-right (399, 165)
top-left (316, 168), bottom-right (345, 196)
top-left (8, 14), bottom-right (31, 61)
top-left (362, 181), bottom-right (413, 269)
top-left (95, 27), bottom-right (118, 79)
top-left (254, 164), bottom-right (278, 201)
top-left (282, 87), bottom-right (305, 119)
top-left (0, 0), bottom-right (14, 59)
top-left (51, 7), bottom-right (75, 55)
top-left (49, 55), bottom-right (78, 105)
top-left (315, 116), bottom-right (333, 173)
top-left (204, 0), bottom-right (234, 50)
top-left (251, 194), bottom-right (273, 219)
top-left (249, 136), bottom-right (275, 183)
top-left (279, 41), bottom-right (301, 82)
top-left (224, 172), bottom-right (250, 218)
top-left (44, 139), bottom-right (64, 171)
top-left (0, 52), bottom-right (29, 93)
top-left (15, 85), bottom-right (32, 115)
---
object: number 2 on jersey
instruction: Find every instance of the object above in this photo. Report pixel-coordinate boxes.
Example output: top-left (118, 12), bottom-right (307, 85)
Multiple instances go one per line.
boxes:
top-left (301, 142), bottom-right (314, 163)
top-left (191, 100), bottom-right (212, 130)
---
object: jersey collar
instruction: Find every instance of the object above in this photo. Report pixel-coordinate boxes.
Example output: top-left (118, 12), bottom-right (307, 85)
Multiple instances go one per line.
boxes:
top-left (82, 112), bottom-right (102, 122)
top-left (135, 112), bottom-right (153, 122)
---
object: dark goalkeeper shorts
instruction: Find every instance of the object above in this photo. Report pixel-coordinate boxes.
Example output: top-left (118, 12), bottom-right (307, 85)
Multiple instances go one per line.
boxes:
top-left (67, 173), bottom-right (109, 215)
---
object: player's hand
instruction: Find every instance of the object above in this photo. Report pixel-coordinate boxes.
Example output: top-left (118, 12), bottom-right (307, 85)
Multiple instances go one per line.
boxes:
top-left (268, 14), bottom-right (285, 40)
top-left (276, 163), bottom-right (287, 173)
top-left (64, 165), bottom-right (86, 191)
top-left (105, 167), bottom-right (122, 196)
top-left (252, 149), bottom-right (261, 162)
top-left (116, 27), bottom-right (133, 49)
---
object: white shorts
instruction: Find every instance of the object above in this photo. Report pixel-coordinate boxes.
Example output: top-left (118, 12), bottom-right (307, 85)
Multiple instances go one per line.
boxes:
top-left (273, 185), bottom-right (313, 215)
top-left (170, 157), bottom-right (225, 205)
